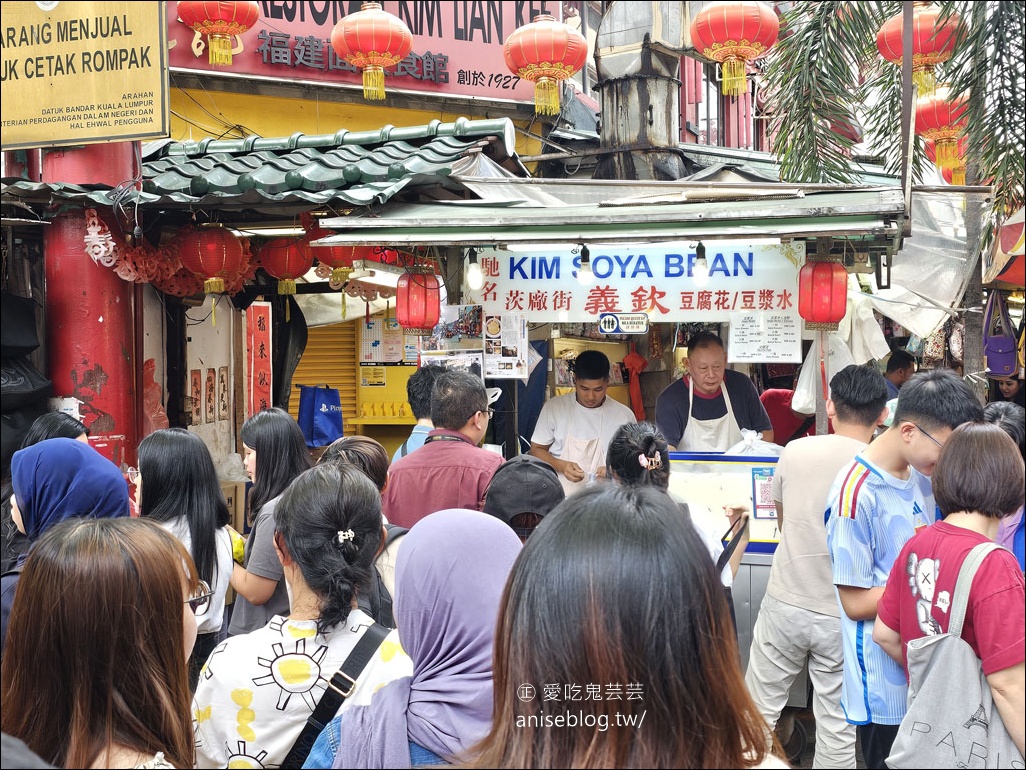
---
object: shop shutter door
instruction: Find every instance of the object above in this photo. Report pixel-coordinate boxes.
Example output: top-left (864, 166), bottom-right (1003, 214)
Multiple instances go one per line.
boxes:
top-left (288, 322), bottom-right (357, 437)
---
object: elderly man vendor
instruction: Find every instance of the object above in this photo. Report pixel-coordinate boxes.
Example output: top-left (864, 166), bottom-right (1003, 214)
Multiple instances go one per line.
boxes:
top-left (655, 331), bottom-right (773, 451)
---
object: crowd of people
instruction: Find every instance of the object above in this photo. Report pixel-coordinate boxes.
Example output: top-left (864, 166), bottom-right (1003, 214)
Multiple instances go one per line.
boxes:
top-left (0, 334), bottom-right (1022, 769)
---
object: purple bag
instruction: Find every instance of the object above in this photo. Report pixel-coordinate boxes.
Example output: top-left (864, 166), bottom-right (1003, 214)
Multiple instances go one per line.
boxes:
top-left (983, 291), bottom-right (1017, 377)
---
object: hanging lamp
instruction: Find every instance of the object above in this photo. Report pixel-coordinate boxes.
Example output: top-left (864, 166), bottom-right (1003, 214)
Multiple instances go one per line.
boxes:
top-left (396, 265), bottom-right (441, 336)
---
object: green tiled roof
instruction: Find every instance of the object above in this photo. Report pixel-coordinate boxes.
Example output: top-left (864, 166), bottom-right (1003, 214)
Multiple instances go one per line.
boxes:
top-left (1, 117), bottom-right (521, 212)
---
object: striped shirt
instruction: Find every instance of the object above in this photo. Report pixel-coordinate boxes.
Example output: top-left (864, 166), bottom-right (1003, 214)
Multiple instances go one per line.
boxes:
top-left (825, 455), bottom-right (936, 725)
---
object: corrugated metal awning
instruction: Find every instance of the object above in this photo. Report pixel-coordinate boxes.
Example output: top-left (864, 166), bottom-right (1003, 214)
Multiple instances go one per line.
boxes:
top-left (313, 186), bottom-right (906, 248)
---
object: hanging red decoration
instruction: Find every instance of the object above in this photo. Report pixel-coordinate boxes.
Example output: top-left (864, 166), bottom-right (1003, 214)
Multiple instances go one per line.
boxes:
top-left (689, 1), bottom-right (779, 97)
top-left (177, 225), bottom-right (249, 294)
top-left (330, 1), bottom-right (413, 101)
top-left (177, 1), bottom-right (260, 67)
top-left (259, 237), bottom-right (314, 295)
top-left (798, 260), bottom-right (848, 330)
top-left (396, 265), bottom-right (441, 336)
top-left (503, 13), bottom-right (588, 116)
top-left (914, 90), bottom-right (967, 171)
top-left (925, 137), bottom-right (967, 185)
top-left (876, 3), bottom-right (962, 97)
top-left (827, 114), bottom-right (863, 145)
top-left (301, 215), bottom-right (371, 284)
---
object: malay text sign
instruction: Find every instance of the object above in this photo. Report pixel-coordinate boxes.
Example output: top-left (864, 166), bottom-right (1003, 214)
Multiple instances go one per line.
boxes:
top-left (464, 241), bottom-right (804, 323)
top-left (167, 0), bottom-right (561, 104)
top-left (1, 2), bottom-right (169, 150)
top-left (598, 312), bottom-right (650, 335)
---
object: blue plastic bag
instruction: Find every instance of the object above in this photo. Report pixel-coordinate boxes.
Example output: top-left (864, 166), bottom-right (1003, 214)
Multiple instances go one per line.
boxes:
top-left (297, 385), bottom-right (344, 447)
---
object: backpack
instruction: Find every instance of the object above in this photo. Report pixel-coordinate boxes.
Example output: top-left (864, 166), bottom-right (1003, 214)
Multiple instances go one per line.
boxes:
top-left (356, 523), bottom-right (407, 628)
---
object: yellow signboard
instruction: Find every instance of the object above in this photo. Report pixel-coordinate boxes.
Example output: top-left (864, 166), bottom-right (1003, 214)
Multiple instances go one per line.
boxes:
top-left (1, 1), bottom-right (169, 150)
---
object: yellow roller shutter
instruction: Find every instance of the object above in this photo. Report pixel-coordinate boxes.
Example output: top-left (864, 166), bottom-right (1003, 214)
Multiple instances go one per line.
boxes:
top-left (288, 322), bottom-right (357, 437)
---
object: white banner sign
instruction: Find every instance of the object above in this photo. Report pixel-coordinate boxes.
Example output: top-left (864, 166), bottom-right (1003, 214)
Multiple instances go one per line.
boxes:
top-left (464, 241), bottom-right (804, 323)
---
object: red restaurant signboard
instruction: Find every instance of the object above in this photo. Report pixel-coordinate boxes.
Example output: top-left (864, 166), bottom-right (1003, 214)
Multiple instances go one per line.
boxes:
top-left (168, 1), bottom-right (562, 104)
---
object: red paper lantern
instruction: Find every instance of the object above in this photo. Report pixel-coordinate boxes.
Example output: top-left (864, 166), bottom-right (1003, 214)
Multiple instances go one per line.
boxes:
top-left (177, 225), bottom-right (249, 294)
top-left (177, 1), bottom-right (260, 66)
top-left (915, 91), bottom-right (967, 171)
top-left (396, 265), bottom-right (441, 336)
top-left (689, 1), bottom-right (779, 97)
top-left (503, 14), bottom-right (588, 116)
top-left (876, 3), bottom-right (962, 97)
top-left (260, 237), bottom-right (314, 295)
top-left (798, 260), bottom-right (848, 330)
top-left (925, 137), bottom-right (967, 185)
top-left (301, 216), bottom-right (370, 284)
top-left (330, 1), bottom-right (413, 101)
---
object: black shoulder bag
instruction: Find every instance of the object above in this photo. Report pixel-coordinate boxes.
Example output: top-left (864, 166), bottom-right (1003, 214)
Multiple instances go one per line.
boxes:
top-left (279, 621), bottom-right (389, 769)
top-left (716, 514), bottom-right (750, 635)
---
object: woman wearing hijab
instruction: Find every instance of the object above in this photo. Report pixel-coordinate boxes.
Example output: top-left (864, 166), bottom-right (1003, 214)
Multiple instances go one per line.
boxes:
top-left (1, 412), bottom-right (89, 574)
top-left (1, 437), bottom-right (129, 655)
top-left (303, 508), bottom-right (523, 769)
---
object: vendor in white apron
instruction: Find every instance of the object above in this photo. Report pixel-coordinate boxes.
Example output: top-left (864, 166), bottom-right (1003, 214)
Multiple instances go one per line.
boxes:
top-left (530, 351), bottom-right (637, 495)
top-left (655, 332), bottom-right (775, 452)
top-left (681, 374), bottom-right (744, 451)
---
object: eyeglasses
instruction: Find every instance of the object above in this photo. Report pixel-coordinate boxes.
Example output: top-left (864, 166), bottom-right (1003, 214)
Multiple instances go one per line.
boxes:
top-left (126, 467), bottom-right (139, 485)
top-left (911, 422), bottom-right (944, 449)
top-left (468, 407), bottom-right (494, 421)
top-left (185, 580), bottom-right (213, 616)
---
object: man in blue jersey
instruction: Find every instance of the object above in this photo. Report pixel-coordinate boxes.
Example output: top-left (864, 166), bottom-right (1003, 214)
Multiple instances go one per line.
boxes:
top-left (825, 369), bottom-right (983, 769)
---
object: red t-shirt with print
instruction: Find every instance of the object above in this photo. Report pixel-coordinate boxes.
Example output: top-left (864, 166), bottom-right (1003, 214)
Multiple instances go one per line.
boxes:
top-left (878, 521), bottom-right (1026, 677)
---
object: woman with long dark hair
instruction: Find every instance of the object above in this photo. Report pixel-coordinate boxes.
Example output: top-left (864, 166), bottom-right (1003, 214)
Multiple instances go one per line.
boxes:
top-left (2, 516), bottom-right (206, 768)
top-left (303, 508), bottom-right (522, 768)
top-left (606, 421), bottom-right (748, 584)
top-left (137, 428), bottom-right (232, 689)
top-left (193, 464), bottom-right (411, 768)
top-left (228, 407), bottom-right (313, 635)
top-left (464, 484), bottom-right (786, 769)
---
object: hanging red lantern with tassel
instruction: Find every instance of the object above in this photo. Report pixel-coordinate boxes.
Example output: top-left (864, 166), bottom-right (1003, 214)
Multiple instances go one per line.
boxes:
top-left (798, 260), bottom-right (848, 331)
top-left (396, 265), bottom-right (441, 336)
top-left (177, 224), bottom-right (249, 294)
top-left (176, 224), bottom-right (249, 325)
top-left (260, 237), bottom-right (314, 323)
top-left (177, 1), bottom-right (260, 67)
top-left (503, 13), bottom-right (588, 116)
top-left (915, 90), bottom-right (968, 171)
top-left (330, 1), bottom-right (413, 101)
top-left (689, 1), bottom-right (779, 97)
top-left (876, 3), bottom-right (962, 97)
top-left (925, 137), bottom-right (967, 185)
top-left (259, 237), bottom-right (314, 296)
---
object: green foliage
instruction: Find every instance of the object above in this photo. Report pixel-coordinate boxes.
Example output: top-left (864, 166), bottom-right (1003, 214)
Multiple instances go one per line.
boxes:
top-left (764, 0), bottom-right (1024, 220)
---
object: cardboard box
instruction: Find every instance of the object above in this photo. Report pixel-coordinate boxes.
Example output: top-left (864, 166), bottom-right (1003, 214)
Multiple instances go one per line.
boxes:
top-left (219, 480), bottom-right (248, 606)
top-left (219, 480), bottom-right (249, 535)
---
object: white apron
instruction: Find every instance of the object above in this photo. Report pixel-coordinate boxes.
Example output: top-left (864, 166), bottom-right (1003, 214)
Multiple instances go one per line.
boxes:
top-left (559, 433), bottom-right (602, 496)
top-left (680, 376), bottom-right (743, 452)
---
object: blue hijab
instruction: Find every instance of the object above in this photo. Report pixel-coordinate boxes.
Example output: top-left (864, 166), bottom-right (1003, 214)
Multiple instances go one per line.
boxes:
top-left (11, 437), bottom-right (130, 542)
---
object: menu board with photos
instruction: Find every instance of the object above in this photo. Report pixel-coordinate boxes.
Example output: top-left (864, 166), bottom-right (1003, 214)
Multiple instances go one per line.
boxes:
top-left (484, 313), bottom-right (529, 379)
